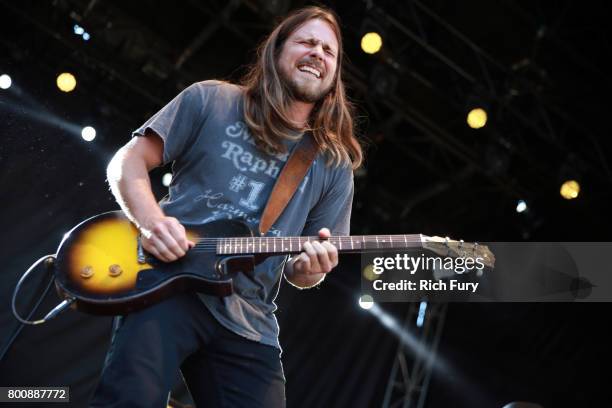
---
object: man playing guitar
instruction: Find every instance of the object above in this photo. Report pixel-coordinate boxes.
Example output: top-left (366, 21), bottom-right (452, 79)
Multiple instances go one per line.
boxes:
top-left (90, 6), bottom-right (362, 407)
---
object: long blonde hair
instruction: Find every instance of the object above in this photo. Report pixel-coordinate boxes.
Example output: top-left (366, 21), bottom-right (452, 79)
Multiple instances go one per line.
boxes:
top-left (241, 6), bottom-right (362, 169)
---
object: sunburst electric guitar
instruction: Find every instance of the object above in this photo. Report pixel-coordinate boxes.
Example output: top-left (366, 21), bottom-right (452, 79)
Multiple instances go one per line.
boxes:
top-left (53, 211), bottom-right (495, 315)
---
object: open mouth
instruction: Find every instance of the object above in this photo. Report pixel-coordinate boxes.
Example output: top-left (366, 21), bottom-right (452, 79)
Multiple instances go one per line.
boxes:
top-left (297, 64), bottom-right (322, 79)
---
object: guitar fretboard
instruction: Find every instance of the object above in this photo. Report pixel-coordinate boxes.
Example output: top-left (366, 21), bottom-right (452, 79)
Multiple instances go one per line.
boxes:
top-left (215, 235), bottom-right (424, 255)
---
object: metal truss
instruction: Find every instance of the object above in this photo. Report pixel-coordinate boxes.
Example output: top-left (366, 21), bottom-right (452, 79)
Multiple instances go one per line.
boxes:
top-left (364, 0), bottom-right (612, 187)
top-left (382, 302), bottom-right (448, 408)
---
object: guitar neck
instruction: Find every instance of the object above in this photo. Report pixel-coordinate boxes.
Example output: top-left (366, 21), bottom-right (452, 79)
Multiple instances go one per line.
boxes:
top-left (215, 234), bottom-right (425, 256)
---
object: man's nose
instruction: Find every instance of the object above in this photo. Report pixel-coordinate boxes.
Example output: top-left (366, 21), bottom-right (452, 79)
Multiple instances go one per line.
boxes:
top-left (309, 44), bottom-right (325, 60)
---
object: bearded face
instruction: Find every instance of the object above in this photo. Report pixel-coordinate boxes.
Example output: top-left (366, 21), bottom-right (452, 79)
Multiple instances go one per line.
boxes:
top-left (276, 18), bottom-right (339, 103)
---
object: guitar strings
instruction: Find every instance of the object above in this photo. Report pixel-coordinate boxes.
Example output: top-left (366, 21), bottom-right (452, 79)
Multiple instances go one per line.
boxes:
top-left (187, 236), bottom-right (446, 252)
top-left (190, 237), bottom-right (425, 248)
top-left (183, 236), bottom-right (482, 256)
top-left (190, 236), bottom-right (424, 245)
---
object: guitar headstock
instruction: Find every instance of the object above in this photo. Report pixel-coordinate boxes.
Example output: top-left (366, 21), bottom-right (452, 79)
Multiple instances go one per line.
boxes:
top-left (422, 235), bottom-right (495, 268)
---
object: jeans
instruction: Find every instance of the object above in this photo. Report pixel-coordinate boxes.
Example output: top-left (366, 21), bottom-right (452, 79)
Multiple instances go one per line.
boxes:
top-left (90, 293), bottom-right (286, 407)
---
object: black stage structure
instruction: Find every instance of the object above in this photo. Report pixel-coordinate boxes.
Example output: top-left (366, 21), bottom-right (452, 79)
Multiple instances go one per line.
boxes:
top-left (0, 1), bottom-right (610, 407)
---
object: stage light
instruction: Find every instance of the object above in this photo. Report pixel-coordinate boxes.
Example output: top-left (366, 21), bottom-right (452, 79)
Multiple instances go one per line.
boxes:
top-left (361, 32), bottom-right (382, 54)
top-left (467, 108), bottom-right (487, 129)
top-left (81, 126), bottom-right (96, 141)
top-left (162, 173), bottom-right (173, 187)
top-left (83, 32), bottom-right (90, 41)
top-left (57, 72), bottom-right (76, 92)
top-left (416, 301), bottom-right (427, 327)
top-left (362, 264), bottom-right (377, 281)
top-left (0, 74), bottom-right (11, 89)
top-left (358, 295), bottom-right (374, 310)
top-left (516, 200), bottom-right (527, 213)
top-left (73, 24), bottom-right (84, 35)
top-left (560, 180), bottom-right (580, 200)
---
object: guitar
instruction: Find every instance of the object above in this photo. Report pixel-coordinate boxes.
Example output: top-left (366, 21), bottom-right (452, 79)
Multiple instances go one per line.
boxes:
top-left (53, 211), bottom-right (495, 315)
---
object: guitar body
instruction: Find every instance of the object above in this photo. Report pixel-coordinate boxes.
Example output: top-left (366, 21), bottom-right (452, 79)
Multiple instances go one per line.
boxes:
top-left (55, 211), bottom-right (255, 315)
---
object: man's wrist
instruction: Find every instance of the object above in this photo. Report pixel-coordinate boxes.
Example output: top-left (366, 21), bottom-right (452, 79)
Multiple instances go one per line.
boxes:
top-left (284, 256), bottom-right (326, 289)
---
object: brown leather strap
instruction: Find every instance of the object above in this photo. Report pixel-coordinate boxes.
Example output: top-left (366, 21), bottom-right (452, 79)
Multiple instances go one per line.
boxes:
top-left (259, 132), bottom-right (318, 235)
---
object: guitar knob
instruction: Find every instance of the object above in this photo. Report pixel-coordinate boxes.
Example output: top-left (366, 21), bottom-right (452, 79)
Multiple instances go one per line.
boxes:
top-left (80, 265), bottom-right (94, 279)
top-left (108, 264), bottom-right (123, 277)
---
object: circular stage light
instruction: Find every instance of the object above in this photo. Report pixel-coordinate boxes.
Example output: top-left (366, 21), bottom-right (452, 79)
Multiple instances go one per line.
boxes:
top-left (358, 295), bottom-right (374, 310)
top-left (57, 72), bottom-right (77, 92)
top-left (361, 32), bottom-right (382, 54)
top-left (467, 107), bottom-right (487, 129)
top-left (81, 126), bottom-right (96, 141)
top-left (0, 74), bottom-right (12, 89)
top-left (560, 180), bottom-right (580, 200)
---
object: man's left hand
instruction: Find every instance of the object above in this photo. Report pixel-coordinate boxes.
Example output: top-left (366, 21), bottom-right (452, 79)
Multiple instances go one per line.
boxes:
top-left (285, 228), bottom-right (338, 288)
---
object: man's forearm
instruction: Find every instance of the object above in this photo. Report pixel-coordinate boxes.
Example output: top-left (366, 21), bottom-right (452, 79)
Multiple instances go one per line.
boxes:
top-left (107, 146), bottom-right (164, 227)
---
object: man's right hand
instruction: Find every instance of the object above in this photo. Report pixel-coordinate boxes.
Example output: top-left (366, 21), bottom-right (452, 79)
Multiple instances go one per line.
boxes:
top-left (139, 216), bottom-right (195, 262)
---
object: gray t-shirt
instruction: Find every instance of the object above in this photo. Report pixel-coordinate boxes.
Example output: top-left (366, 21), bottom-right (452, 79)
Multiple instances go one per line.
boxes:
top-left (133, 81), bottom-right (353, 349)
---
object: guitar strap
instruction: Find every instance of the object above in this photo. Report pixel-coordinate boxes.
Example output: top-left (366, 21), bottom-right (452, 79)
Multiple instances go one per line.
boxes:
top-left (258, 131), bottom-right (319, 235)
